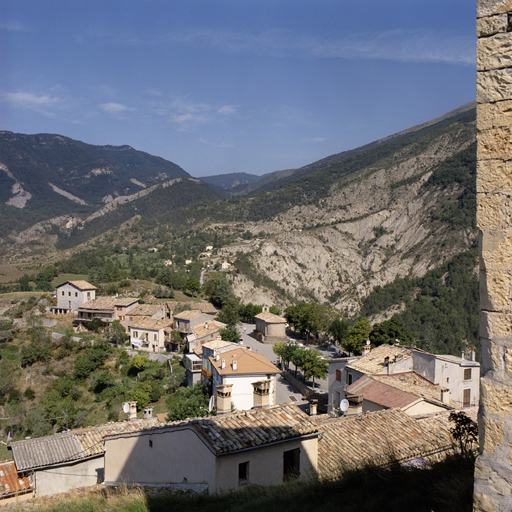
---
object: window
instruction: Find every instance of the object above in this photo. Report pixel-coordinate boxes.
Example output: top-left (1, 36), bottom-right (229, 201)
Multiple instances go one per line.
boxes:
top-left (347, 373), bottom-right (353, 385)
top-left (62, 291), bottom-right (65, 296)
top-left (238, 461), bottom-right (249, 485)
top-left (463, 388), bottom-right (471, 408)
top-left (336, 369), bottom-right (342, 381)
top-left (283, 448), bottom-right (300, 481)
top-left (149, 440), bottom-right (153, 448)
top-left (75, 292), bottom-right (78, 297)
top-left (133, 331), bottom-right (138, 338)
top-left (154, 334), bottom-right (157, 341)
top-left (464, 368), bottom-right (472, 381)
top-left (87, 292), bottom-right (91, 300)
top-left (68, 292), bottom-right (71, 296)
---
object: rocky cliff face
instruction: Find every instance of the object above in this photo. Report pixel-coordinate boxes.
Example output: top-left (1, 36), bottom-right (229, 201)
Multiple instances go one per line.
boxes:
top-left (215, 112), bottom-right (476, 314)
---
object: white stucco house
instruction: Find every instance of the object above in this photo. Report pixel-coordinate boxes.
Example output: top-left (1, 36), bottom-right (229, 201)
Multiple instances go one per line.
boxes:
top-left (210, 347), bottom-right (281, 411)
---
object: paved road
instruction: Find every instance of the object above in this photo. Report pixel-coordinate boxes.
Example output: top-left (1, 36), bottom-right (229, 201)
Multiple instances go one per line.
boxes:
top-left (238, 322), bottom-right (329, 410)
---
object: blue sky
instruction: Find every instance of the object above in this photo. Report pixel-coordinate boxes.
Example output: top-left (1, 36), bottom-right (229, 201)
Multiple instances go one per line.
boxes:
top-left (1, 0), bottom-right (476, 177)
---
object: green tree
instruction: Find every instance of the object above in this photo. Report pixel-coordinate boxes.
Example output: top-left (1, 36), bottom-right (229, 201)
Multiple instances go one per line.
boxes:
top-left (217, 303), bottom-right (240, 327)
top-left (220, 326), bottom-right (240, 343)
top-left (290, 347), bottom-right (307, 379)
top-left (110, 320), bottom-right (128, 348)
top-left (129, 355), bottom-right (148, 374)
top-left (185, 276), bottom-right (201, 296)
top-left (369, 317), bottom-right (413, 347)
top-left (166, 384), bottom-right (211, 421)
top-left (301, 349), bottom-right (328, 388)
top-left (204, 273), bottom-right (235, 308)
top-left (329, 318), bottom-right (350, 345)
top-left (344, 318), bottom-right (372, 355)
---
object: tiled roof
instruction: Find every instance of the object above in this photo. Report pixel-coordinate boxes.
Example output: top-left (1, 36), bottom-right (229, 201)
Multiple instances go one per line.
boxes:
top-left (10, 419), bottom-right (162, 471)
top-left (58, 280), bottom-right (97, 291)
top-left (173, 310), bottom-right (204, 321)
top-left (0, 460), bottom-right (33, 497)
top-left (254, 311), bottom-right (287, 323)
top-left (347, 344), bottom-right (413, 375)
top-left (316, 408), bottom-right (453, 480)
top-left (346, 375), bottom-right (420, 409)
top-left (210, 348), bottom-right (280, 376)
top-left (191, 320), bottom-right (226, 339)
top-left (373, 373), bottom-right (456, 407)
top-left (165, 301), bottom-right (199, 312)
top-left (201, 339), bottom-right (236, 351)
top-left (106, 404), bottom-right (319, 455)
top-left (433, 354), bottom-right (480, 367)
top-left (128, 304), bottom-right (165, 317)
top-left (79, 297), bottom-right (138, 311)
top-left (198, 303), bottom-right (218, 314)
top-left (128, 317), bottom-right (170, 331)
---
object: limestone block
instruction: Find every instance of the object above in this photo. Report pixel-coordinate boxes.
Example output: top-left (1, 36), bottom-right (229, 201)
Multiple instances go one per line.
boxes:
top-left (480, 378), bottom-right (512, 415)
top-left (479, 268), bottom-right (512, 311)
top-left (481, 417), bottom-right (505, 454)
top-left (473, 491), bottom-right (497, 512)
top-left (477, 69), bottom-right (512, 103)
top-left (477, 33), bottom-right (512, 71)
top-left (506, 346), bottom-right (512, 374)
top-left (477, 193), bottom-right (512, 229)
top-left (479, 337), bottom-right (501, 373)
top-left (477, 160), bottom-right (512, 192)
top-left (480, 230), bottom-right (512, 271)
top-left (477, 101), bottom-right (512, 131)
top-left (480, 310), bottom-right (512, 338)
top-left (477, 0), bottom-right (512, 18)
top-left (478, 127), bottom-right (512, 161)
top-left (477, 14), bottom-right (508, 37)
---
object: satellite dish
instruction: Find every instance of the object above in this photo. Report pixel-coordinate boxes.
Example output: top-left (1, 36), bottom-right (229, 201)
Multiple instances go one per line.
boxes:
top-left (208, 395), bottom-right (214, 413)
top-left (123, 402), bottom-right (130, 414)
top-left (366, 339), bottom-right (370, 345)
top-left (340, 399), bottom-right (349, 413)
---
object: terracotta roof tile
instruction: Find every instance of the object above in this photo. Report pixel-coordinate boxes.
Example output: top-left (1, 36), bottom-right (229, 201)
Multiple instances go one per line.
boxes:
top-left (347, 345), bottom-right (413, 375)
top-left (105, 404), bottom-right (319, 456)
top-left (316, 408), bottom-right (454, 480)
top-left (210, 348), bottom-right (280, 376)
top-left (128, 317), bottom-right (170, 331)
top-left (59, 280), bottom-right (97, 290)
top-left (0, 460), bottom-right (33, 497)
top-left (254, 312), bottom-right (287, 323)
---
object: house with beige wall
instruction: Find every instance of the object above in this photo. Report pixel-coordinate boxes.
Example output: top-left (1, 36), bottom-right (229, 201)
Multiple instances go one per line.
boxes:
top-left (53, 280), bottom-right (97, 315)
top-left (128, 318), bottom-right (171, 352)
top-left (77, 297), bottom-right (139, 325)
top-left (254, 311), bottom-right (287, 344)
top-left (9, 419), bottom-right (161, 497)
top-left (103, 404), bottom-right (319, 494)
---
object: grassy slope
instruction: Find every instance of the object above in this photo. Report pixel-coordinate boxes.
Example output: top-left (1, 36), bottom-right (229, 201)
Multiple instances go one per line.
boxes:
top-left (19, 454), bottom-right (474, 512)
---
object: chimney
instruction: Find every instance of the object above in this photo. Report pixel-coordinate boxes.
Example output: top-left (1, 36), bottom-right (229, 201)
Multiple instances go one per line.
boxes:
top-left (221, 359), bottom-right (225, 370)
top-left (216, 384), bottom-right (233, 415)
top-left (143, 407), bottom-right (153, 419)
top-left (124, 401), bottom-right (137, 421)
top-left (362, 340), bottom-right (371, 356)
top-left (441, 388), bottom-right (450, 404)
top-left (309, 402), bottom-right (318, 416)
top-left (471, 347), bottom-right (476, 361)
top-left (215, 353), bottom-right (220, 362)
top-left (347, 394), bottom-right (363, 415)
top-left (232, 360), bottom-right (237, 371)
top-left (252, 380), bottom-right (271, 408)
top-left (461, 351), bottom-right (465, 360)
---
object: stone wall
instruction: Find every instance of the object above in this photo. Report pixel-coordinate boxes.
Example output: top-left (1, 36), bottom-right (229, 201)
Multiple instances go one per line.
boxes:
top-left (475, 1), bottom-right (512, 510)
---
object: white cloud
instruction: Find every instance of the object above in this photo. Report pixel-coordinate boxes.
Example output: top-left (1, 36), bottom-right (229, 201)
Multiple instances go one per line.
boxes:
top-left (313, 137), bottom-right (327, 143)
top-left (100, 102), bottom-right (134, 115)
top-left (163, 28), bottom-right (475, 66)
top-left (217, 105), bottom-right (237, 115)
top-left (1, 91), bottom-right (62, 116)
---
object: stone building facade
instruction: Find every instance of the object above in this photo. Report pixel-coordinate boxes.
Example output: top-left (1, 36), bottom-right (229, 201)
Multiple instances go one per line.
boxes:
top-left (475, 1), bottom-right (512, 509)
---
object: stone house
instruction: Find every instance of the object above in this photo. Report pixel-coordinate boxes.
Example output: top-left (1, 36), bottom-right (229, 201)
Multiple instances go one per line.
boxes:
top-left (128, 318), bottom-right (171, 352)
top-left (186, 320), bottom-right (226, 352)
top-left (254, 311), bottom-right (288, 344)
top-left (103, 404), bottom-right (319, 494)
top-left (210, 347), bottom-right (281, 410)
top-left (173, 310), bottom-right (211, 337)
top-left (327, 344), bottom-right (480, 413)
top-left (125, 304), bottom-right (166, 323)
top-left (76, 297), bottom-right (139, 325)
top-left (53, 280), bottom-right (97, 315)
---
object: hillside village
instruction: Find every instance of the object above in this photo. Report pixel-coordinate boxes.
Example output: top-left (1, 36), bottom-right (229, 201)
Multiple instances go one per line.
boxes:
top-left (0, 277), bottom-right (479, 503)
